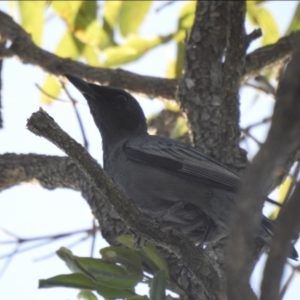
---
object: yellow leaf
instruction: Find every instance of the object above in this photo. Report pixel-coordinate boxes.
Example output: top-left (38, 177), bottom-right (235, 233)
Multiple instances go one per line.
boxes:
top-left (40, 75), bottom-right (61, 104)
top-left (102, 34), bottom-right (172, 67)
top-left (118, 1), bottom-right (152, 37)
top-left (270, 176), bottom-right (293, 219)
top-left (19, 1), bottom-right (45, 45)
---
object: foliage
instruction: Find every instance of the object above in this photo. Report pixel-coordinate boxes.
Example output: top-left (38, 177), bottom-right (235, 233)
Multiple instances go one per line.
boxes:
top-left (39, 235), bottom-right (168, 300)
top-left (14, 0), bottom-right (300, 103)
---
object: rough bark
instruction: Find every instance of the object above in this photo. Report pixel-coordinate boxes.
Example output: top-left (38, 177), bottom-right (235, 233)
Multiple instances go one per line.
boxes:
top-left (0, 153), bottom-right (209, 299)
top-left (1, 3), bottom-right (300, 300)
top-left (27, 108), bottom-right (221, 299)
top-left (179, 1), bottom-right (247, 170)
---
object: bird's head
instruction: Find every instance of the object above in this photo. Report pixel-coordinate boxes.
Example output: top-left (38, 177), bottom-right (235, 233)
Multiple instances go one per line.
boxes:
top-left (65, 74), bottom-right (148, 147)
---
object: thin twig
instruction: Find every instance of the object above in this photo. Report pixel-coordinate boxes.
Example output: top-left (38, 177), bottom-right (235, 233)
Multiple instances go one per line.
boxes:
top-left (90, 219), bottom-right (97, 257)
top-left (0, 244), bottom-right (21, 278)
top-left (279, 267), bottom-right (297, 300)
top-left (34, 234), bottom-right (91, 262)
top-left (155, 1), bottom-right (175, 13)
top-left (61, 81), bottom-right (89, 150)
top-left (241, 129), bottom-right (262, 146)
top-left (0, 228), bottom-right (98, 259)
top-left (35, 83), bottom-right (67, 103)
top-left (245, 28), bottom-right (262, 48)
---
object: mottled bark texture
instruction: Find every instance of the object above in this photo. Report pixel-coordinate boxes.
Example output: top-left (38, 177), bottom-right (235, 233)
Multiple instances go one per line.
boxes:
top-left (0, 153), bottom-right (211, 299)
top-left (1, 2), bottom-right (300, 300)
top-left (27, 108), bottom-right (220, 300)
top-left (179, 1), bottom-right (247, 170)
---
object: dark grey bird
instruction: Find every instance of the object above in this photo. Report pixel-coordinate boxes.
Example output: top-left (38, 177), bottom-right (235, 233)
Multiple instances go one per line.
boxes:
top-left (65, 74), bottom-right (298, 260)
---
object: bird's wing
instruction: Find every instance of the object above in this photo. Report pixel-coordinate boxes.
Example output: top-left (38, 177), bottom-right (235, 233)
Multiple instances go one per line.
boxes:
top-left (124, 136), bottom-right (241, 191)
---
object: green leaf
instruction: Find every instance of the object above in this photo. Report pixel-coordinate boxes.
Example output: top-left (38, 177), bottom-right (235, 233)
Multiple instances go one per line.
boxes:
top-left (40, 75), bottom-right (61, 104)
top-left (96, 285), bottom-right (136, 299)
top-left (82, 45), bottom-right (100, 66)
top-left (246, 1), bottom-right (259, 24)
top-left (102, 34), bottom-right (173, 67)
top-left (40, 31), bottom-right (83, 103)
top-left (116, 235), bottom-right (168, 275)
top-left (178, 1), bottom-right (196, 30)
top-left (167, 59), bottom-right (176, 79)
top-left (149, 270), bottom-right (167, 300)
top-left (116, 234), bottom-right (159, 273)
top-left (57, 247), bottom-right (140, 289)
top-left (286, 3), bottom-right (300, 35)
top-left (103, 0), bottom-right (123, 44)
top-left (127, 297), bottom-right (149, 300)
top-left (39, 273), bottom-right (97, 290)
top-left (269, 176), bottom-right (293, 220)
top-left (96, 272), bottom-right (141, 290)
top-left (57, 247), bottom-right (126, 276)
top-left (19, 1), bottom-right (45, 45)
top-left (39, 272), bottom-right (137, 299)
top-left (100, 246), bottom-right (143, 275)
top-left (140, 244), bottom-right (169, 275)
top-left (73, 0), bottom-right (97, 30)
top-left (173, 1), bottom-right (196, 43)
top-left (246, 2), bottom-right (279, 45)
top-left (74, 1), bottom-right (111, 49)
top-left (119, 1), bottom-right (152, 37)
top-left (51, 1), bottom-right (83, 29)
top-left (167, 41), bottom-right (184, 78)
top-left (257, 7), bottom-right (279, 45)
top-left (78, 290), bottom-right (98, 300)
top-left (74, 19), bottom-right (111, 49)
top-left (55, 31), bottom-right (83, 59)
top-left (170, 116), bottom-right (188, 139)
top-left (52, 1), bottom-right (110, 48)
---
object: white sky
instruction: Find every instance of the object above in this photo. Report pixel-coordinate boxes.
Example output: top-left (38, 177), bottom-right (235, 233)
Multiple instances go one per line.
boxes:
top-left (0, 1), bottom-right (299, 300)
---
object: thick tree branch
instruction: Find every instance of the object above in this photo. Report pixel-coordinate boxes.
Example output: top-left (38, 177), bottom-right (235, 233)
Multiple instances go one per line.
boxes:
top-left (0, 153), bottom-right (211, 299)
top-left (0, 10), bottom-right (177, 101)
top-left (260, 181), bottom-right (300, 300)
top-left (227, 39), bottom-right (300, 300)
top-left (221, 1), bottom-right (247, 169)
top-left (0, 9), bottom-right (299, 104)
top-left (26, 109), bottom-right (220, 299)
top-left (242, 32), bottom-right (300, 83)
top-left (179, 1), bottom-right (228, 157)
top-left (0, 153), bottom-right (125, 244)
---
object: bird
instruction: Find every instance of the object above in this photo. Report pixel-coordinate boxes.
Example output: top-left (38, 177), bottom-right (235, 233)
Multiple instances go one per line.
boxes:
top-left (65, 74), bottom-right (298, 260)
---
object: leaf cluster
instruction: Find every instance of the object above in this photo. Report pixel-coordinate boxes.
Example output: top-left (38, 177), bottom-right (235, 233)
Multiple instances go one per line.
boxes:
top-left (39, 235), bottom-right (168, 300)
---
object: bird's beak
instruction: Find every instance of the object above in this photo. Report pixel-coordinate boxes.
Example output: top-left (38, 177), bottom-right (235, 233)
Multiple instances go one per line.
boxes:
top-left (65, 74), bottom-right (96, 98)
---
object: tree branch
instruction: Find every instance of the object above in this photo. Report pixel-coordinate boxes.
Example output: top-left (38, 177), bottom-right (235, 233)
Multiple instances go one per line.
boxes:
top-left (227, 37), bottom-right (300, 300)
top-left (0, 153), bottom-right (211, 299)
top-left (0, 9), bottom-right (299, 104)
top-left (179, 1), bottom-right (228, 157)
top-left (260, 181), bottom-right (300, 300)
top-left (0, 10), bottom-right (177, 101)
top-left (26, 109), bottom-right (220, 299)
top-left (0, 153), bottom-right (124, 244)
top-left (221, 1), bottom-right (247, 169)
top-left (242, 32), bottom-right (300, 83)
